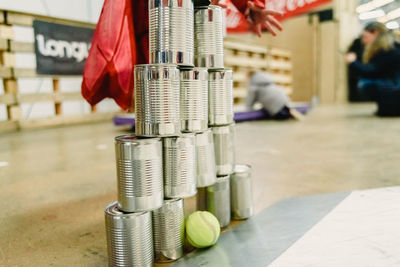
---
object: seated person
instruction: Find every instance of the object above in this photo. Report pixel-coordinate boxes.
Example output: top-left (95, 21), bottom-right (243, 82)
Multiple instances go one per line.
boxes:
top-left (345, 22), bottom-right (400, 116)
top-left (246, 71), bottom-right (292, 120)
top-left (392, 29), bottom-right (400, 43)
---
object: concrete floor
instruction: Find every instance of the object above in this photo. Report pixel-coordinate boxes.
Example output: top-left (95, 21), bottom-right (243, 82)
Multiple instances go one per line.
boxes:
top-left (1, 103), bottom-right (400, 266)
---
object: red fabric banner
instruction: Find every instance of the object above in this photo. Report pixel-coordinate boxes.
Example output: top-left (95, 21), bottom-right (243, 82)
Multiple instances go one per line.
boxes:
top-left (225, 0), bottom-right (333, 33)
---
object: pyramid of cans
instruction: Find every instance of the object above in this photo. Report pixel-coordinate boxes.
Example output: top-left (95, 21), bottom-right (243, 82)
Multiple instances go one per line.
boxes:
top-left (104, 1), bottom-right (254, 266)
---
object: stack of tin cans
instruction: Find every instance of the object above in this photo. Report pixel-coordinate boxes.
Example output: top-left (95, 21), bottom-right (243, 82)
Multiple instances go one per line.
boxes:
top-left (193, 5), bottom-right (235, 229)
top-left (104, 1), bottom-right (254, 266)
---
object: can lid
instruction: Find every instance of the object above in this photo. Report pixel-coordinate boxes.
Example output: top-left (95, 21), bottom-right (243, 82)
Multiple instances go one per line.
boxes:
top-left (163, 133), bottom-right (196, 148)
top-left (104, 201), bottom-right (148, 218)
top-left (115, 135), bottom-right (161, 145)
top-left (153, 198), bottom-right (183, 213)
top-left (234, 164), bottom-right (252, 174)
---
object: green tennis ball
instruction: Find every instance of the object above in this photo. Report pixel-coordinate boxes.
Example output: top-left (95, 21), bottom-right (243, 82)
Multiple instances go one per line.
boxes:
top-left (186, 211), bottom-right (221, 248)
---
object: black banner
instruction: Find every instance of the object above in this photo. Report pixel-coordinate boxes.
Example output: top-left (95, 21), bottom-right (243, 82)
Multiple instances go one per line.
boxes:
top-left (33, 20), bottom-right (94, 75)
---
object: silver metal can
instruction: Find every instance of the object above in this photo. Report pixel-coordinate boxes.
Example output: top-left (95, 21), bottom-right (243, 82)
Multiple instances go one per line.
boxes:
top-left (194, 5), bottom-right (224, 69)
top-left (152, 199), bottom-right (185, 262)
top-left (231, 164), bottom-right (254, 220)
top-left (134, 64), bottom-right (181, 137)
top-left (207, 175), bottom-right (231, 228)
top-left (212, 125), bottom-right (235, 176)
top-left (115, 135), bottom-right (163, 212)
top-left (180, 67), bottom-right (208, 133)
top-left (105, 202), bottom-right (153, 267)
top-left (149, 0), bottom-right (194, 66)
top-left (163, 133), bottom-right (197, 198)
top-left (182, 194), bottom-right (198, 219)
top-left (208, 69), bottom-right (234, 126)
top-left (195, 129), bottom-right (217, 187)
top-left (182, 188), bottom-right (207, 219)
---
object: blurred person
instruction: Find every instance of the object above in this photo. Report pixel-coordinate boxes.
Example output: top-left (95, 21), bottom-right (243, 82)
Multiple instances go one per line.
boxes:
top-left (391, 29), bottom-right (400, 43)
top-left (82, 0), bottom-right (283, 110)
top-left (347, 36), bottom-right (367, 102)
top-left (246, 71), bottom-right (292, 120)
top-left (345, 22), bottom-right (400, 116)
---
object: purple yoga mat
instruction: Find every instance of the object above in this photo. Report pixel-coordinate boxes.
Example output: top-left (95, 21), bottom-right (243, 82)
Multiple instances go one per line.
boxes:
top-left (113, 116), bottom-right (135, 126)
top-left (113, 105), bottom-right (312, 126)
top-left (234, 109), bottom-right (269, 122)
top-left (234, 105), bottom-right (311, 122)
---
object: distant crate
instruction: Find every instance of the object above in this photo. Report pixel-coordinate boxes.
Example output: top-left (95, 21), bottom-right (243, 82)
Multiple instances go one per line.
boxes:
top-left (0, 10), bottom-right (119, 133)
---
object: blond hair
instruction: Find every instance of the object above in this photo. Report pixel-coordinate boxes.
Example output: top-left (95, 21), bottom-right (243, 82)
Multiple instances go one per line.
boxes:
top-left (392, 30), bottom-right (400, 42)
top-left (363, 22), bottom-right (395, 63)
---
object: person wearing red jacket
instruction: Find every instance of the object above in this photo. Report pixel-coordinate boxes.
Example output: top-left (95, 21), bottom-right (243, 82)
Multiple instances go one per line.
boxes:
top-left (212, 0), bottom-right (282, 36)
top-left (81, 0), bottom-right (283, 110)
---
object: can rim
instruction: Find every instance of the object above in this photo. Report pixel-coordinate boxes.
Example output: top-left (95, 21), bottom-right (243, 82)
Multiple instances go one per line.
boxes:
top-left (163, 198), bottom-right (183, 204)
top-left (195, 5), bottom-right (222, 10)
top-left (149, 0), bottom-right (193, 9)
top-left (179, 67), bottom-right (209, 72)
top-left (234, 164), bottom-right (252, 173)
top-left (153, 198), bottom-right (183, 213)
top-left (115, 134), bottom-right (161, 144)
top-left (211, 124), bottom-right (235, 133)
top-left (135, 63), bottom-right (178, 68)
top-left (163, 133), bottom-right (196, 140)
top-left (104, 201), bottom-right (148, 217)
top-left (208, 68), bottom-right (233, 73)
top-left (195, 128), bottom-right (212, 136)
top-left (216, 175), bottom-right (230, 181)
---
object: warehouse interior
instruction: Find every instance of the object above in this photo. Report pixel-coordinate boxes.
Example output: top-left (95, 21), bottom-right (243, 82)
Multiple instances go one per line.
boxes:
top-left (1, 0), bottom-right (400, 266)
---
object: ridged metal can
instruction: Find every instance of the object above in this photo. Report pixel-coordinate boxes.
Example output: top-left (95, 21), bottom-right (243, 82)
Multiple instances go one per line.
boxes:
top-left (212, 125), bottom-right (235, 176)
top-left (152, 199), bottom-right (185, 263)
top-left (149, 0), bottom-right (194, 66)
top-left (105, 202), bottom-right (153, 267)
top-left (208, 69), bottom-right (234, 126)
top-left (181, 188), bottom-right (207, 220)
top-left (134, 64), bottom-right (181, 137)
top-left (207, 175), bottom-right (231, 228)
top-left (195, 129), bottom-right (217, 187)
top-left (115, 135), bottom-right (163, 212)
top-left (180, 67), bottom-right (208, 133)
top-left (194, 5), bottom-right (224, 69)
top-left (231, 164), bottom-right (254, 220)
top-left (163, 133), bottom-right (197, 198)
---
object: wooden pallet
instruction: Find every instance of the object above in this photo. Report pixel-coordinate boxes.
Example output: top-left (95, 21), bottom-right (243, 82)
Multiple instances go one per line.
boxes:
top-left (224, 37), bottom-right (293, 104)
top-left (0, 10), bottom-right (117, 133)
